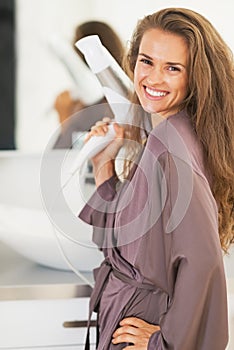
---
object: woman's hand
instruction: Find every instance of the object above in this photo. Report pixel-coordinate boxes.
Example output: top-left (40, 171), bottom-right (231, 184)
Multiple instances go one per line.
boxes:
top-left (54, 90), bottom-right (84, 125)
top-left (112, 317), bottom-right (160, 350)
top-left (85, 117), bottom-right (125, 187)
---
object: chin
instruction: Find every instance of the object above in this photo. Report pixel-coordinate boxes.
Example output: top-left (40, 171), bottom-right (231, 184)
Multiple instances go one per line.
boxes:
top-left (139, 100), bottom-right (160, 114)
top-left (142, 105), bottom-right (159, 114)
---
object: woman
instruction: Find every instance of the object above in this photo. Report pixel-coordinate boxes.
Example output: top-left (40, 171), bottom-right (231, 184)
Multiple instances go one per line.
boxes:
top-left (79, 7), bottom-right (234, 349)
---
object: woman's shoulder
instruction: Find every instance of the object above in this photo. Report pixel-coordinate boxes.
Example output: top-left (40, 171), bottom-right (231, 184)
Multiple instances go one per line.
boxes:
top-left (146, 110), bottom-right (208, 179)
top-left (147, 110), bottom-right (194, 154)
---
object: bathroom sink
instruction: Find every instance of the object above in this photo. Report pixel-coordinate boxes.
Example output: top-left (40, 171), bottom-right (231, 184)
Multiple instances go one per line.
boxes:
top-left (0, 150), bottom-right (103, 271)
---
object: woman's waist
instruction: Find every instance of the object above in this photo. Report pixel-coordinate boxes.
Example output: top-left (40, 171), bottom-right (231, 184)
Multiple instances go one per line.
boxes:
top-left (99, 272), bottom-right (168, 325)
top-left (90, 258), bottom-right (168, 318)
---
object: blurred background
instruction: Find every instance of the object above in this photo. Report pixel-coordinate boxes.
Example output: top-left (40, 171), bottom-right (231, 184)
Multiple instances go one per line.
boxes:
top-left (1, 0), bottom-right (234, 151)
top-left (0, 4), bottom-right (233, 347)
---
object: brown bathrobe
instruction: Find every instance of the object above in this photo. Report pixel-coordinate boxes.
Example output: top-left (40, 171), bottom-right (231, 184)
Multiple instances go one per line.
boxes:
top-left (79, 109), bottom-right (228, 350)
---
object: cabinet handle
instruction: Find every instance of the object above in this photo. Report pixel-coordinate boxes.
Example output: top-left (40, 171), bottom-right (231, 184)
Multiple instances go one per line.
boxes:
top-left (63, 320), bottom-right (97, 328)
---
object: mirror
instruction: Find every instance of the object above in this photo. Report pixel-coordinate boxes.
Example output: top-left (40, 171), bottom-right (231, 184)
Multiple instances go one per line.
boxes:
top-left (5, 0), bottom-right (234, 151)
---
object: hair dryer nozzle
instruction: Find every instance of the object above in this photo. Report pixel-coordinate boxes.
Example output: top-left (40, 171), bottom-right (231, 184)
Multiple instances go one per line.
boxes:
top-left (75, 35), bottom-right (113, 74)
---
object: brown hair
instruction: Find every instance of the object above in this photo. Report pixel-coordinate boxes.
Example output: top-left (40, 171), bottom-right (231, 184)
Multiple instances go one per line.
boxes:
top-left (124, 8), bottom-right (234, 252)
top-left (73, 20), bottom-right (125, 66)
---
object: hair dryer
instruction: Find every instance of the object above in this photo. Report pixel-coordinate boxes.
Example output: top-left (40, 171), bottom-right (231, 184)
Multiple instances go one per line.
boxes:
top-left (69, 35), bottom-right (134, 175)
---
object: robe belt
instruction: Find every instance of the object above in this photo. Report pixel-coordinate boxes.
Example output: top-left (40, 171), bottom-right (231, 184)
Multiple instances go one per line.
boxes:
top-left (85, 258), bottom-right (159, 350)
top-left (85, 259), bottom-right (112, 350)
top-left (111, 267), bottom-right (158, 291)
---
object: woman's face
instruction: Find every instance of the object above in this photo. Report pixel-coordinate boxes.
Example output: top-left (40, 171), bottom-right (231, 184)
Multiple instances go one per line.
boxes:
top-left (134, 28), bottom-right (189, 118)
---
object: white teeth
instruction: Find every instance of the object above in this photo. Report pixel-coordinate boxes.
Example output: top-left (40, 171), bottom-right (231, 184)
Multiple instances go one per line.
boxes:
top-left (146, 87), bottom-right (167, 97)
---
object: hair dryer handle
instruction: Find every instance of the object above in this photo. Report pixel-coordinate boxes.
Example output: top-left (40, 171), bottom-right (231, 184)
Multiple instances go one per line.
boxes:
top-left (70, 124), bottom-right (116, 174)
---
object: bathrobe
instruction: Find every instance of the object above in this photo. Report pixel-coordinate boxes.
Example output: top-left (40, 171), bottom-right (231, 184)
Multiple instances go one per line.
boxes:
top-left (79, 109), bottom-right (228, 350)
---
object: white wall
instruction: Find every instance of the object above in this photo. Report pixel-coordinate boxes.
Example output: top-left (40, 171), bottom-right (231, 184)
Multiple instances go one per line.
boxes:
top-left (93, 0), bottom-right (234, 50)
top-left (16, 0), bottom-right (234, 151)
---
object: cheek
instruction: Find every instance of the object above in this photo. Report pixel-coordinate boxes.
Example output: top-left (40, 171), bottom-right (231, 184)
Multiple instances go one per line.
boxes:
top-left (134, 63), bottom-right (146, 83)
top-left (180, 81), bottom-right (189, 98)
top-left (180, 74), bottom-right (189, 93)
top-left (174, 77), bottom-right (188, 97)
top-left (133, 66), bottom-right (140, 83)
top-left (133, 70), bottom-right (141, 93)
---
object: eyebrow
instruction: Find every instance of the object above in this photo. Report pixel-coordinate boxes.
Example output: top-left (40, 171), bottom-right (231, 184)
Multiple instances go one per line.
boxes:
top-left (138, 53), bottom-right (186, 68)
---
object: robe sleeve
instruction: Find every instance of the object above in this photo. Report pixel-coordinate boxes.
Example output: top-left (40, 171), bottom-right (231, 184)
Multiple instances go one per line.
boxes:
top-left (78, 175), bottom-right (118, 249)
top-left (79, 175), bottom-right (117, 225)
top-left (148, 152), bottom-right (229, 350)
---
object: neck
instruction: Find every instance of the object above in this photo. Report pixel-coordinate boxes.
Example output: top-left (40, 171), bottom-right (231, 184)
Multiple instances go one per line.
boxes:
top-left (151, 113), bottom-right (165, 128)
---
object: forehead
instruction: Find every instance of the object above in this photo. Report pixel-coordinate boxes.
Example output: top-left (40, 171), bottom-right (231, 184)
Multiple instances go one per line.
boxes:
top-left (139, 28), bottom-right (188, 63)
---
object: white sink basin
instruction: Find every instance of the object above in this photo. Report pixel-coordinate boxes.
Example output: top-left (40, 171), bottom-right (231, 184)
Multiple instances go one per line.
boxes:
top-left (0, 150), bottom-right (103, 271)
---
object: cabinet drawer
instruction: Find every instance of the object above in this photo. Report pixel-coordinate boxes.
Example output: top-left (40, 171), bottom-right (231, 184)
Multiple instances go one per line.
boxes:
top-left (0, 297), bottom-right (96, 348)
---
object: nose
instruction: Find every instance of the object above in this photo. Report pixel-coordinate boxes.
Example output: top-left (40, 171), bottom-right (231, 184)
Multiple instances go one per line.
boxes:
top-left (146, 66), bottom-right (164, 85)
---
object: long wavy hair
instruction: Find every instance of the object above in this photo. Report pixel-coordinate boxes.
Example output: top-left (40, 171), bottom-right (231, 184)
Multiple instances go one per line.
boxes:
top-left (123, 8), bottom-right (234, 253)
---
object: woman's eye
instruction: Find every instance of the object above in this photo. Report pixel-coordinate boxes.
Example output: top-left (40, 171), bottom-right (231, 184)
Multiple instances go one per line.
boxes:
top-left (140, 58), bottom-right (153, 66)
top-left (168, 66), bottom-right (180, 72)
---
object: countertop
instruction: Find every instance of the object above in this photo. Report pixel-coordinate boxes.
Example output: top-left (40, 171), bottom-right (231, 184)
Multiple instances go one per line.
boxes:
top-left (1, 241), bottom-right (233, 301)
top-left (0, 242), bottom-right (94, 301)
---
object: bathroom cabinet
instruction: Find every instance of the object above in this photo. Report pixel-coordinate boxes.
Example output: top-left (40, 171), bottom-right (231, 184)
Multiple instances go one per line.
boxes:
top-left (0, 298), bottom-right (96, 349)
top-left (1, 244), bottom-right (234, 349)
top-left (0, 242), bottom-right (96, 349)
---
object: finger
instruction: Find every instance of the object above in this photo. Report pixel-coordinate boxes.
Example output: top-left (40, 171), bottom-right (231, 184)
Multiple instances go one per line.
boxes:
top-left (102, 116), bottom-right (112, 123)
top-left (113, 123), bottom-right (125, 138)
top-left (84, 124), bottom-right (110, 143)
top-left (113, 325), bottom-right (139, 338)
top-left (84, 132), bottom-right (92, 143)
top-left (119, 317), bottom-right (148, 328)
top-left (95, 120), bottom-right (109, 127)
top-left (112, 333), bottom-right (136, 345)
top-left (84, 128), bottom-right (103, 142)
top-left (90, 125), bottom-right (108, 134)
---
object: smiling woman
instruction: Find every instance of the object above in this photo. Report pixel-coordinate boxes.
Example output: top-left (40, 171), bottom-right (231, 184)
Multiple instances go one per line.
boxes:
top-left (78, 7), bottom-right (234, 350)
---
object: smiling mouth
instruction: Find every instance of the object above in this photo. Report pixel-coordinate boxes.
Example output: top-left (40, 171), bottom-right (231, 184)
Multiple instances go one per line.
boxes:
top-left (145, 86), bottom-right (168, 97)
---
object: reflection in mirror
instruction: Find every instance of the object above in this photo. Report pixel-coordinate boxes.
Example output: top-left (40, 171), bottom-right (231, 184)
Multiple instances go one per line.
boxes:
top-left (12, 0), bottom-right (234, 151)
top-left (16, 0), bottom-right (95, 151)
